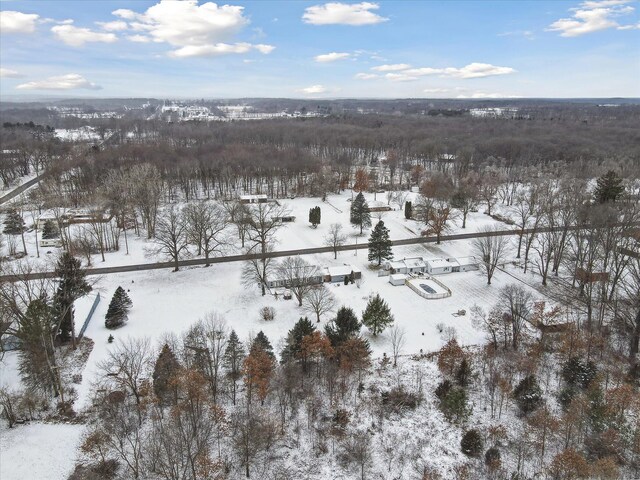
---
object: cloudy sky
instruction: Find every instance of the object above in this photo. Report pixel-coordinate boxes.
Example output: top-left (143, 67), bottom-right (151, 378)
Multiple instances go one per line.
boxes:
top-left (1, 0), bottom-right (638, 98)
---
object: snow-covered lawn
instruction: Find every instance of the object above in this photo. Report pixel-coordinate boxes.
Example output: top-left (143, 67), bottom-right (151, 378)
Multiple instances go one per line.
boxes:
top-left (0, 423), bottom-right (84, 480)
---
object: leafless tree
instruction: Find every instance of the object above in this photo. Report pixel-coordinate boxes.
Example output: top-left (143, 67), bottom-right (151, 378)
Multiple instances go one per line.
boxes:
top-left (184, 201), bottom-right (229, 266)
top-left (473, 226), bottom-right (510, 285)
top-left (389, 325), bottom-right (406, 367)
top-left (339, 431), bottom-right (373, 480)
top-left (98, 337), bottom-right (153, 406)
top-left (500, 284), bottom-right (533, 350)
top-left (276, 256), bottom-right (320, 307)
top-left (150, 205), bottom-right (189, 272)
top-left (303, 285), bottom-right (337, 323)
top-left (324, 223), bottom-right (347, 259)
top-left (241, 243), bottom-right (275, 296)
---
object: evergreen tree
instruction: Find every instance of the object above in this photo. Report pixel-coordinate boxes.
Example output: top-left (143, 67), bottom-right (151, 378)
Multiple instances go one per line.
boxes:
top-left (308, 206), bottom-right (321, 228)
top-left (455, 357), bottom-right (472, 387)
top-left (41, 219), bottom-right (59, 239)
top-left (368, 220), bottom-right (393, 266)
top-left (53, 252), bottom-right (91, 345)
top-left (3, 208), bottom-right (24, 235)
top-left (350, 192), bottom-right (371, 234)
top-left (281, 317), bottom-right (316, 363)
top-left (251, 330), bottom-right (275, 359)
top-left (594, 170), bottom-right (624, 203)
top-left (461, 429), bottom-right (483, 457)
top-left (104, 286), bottom-right (132, 329)
top-left (361, 293), bottom-right (394, 336)
top-left (152, 343), bottom-right (181, 406)
top-left (404, 200), bottom-right (412, 220)
top-left (513, 374), bottom-right (543, 415)
top-left (325, 306), bottom-right (361, 346)
top-left (224, 329), bottom-right (246, 405)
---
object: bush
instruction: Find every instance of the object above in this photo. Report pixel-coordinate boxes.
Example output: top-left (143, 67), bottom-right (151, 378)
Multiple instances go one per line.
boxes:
top-left (461, 429), bottom-right (483, 457)
top-left (485, 447), bottom-right (501, 469)
top-left (513, 375), bottom-right (543, 415)
top-left (260, 306), bottom-right (276, 322)
top-left (381, 387), bottom-right (421, 413)
top-left (434, 380), bottom-right (452, 401)
top-left (562, 357), bottom-right (597, 390)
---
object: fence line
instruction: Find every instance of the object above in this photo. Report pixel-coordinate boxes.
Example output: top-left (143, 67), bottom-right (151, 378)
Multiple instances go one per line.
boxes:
top-left (78, 292), bottom-right (101, 340)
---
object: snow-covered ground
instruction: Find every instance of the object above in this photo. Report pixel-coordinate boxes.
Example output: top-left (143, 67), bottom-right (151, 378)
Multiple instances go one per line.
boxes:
top-left (0, 423), bottom-right (84, 480)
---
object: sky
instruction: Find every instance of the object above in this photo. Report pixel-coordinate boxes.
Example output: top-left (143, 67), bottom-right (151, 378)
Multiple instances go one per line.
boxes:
top-left (0, 0), bottom-right (639, 99)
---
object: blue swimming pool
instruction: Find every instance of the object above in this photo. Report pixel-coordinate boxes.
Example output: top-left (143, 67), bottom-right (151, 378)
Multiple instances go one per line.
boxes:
top-left (419, 284), bottom-right (436, 294)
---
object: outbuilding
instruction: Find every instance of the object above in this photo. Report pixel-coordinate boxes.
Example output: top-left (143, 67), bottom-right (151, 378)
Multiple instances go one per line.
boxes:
top-left (389, 274), bottom-right (407, 286)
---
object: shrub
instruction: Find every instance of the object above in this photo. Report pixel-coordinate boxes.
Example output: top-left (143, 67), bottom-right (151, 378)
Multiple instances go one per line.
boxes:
top-left (434, 380), bottom-right (452, 401)
top-left (460, 429), bottom-right (483, 457)
top-left (485, 447), bottom-right (501, 470)
top-left (562, 357), bottom-right (597, 390)
top-left (381, 387), bottom-right (421, 413)
top-left (259, 306), bottom-right (276, 322)
top-left (513, 374), bottom-right (543, 415)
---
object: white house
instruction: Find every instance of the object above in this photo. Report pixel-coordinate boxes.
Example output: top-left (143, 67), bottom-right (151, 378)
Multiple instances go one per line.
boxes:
top-left (324, 265), bottom-right (362, 283)
top-left (426, 258), bottom-right (453, 275)
top-left (403, 257), bottom-right (428, 274)
top-left (239, 194), bottom-right (268, 204)
top-left (387, 260), bottom-right (408, 274)
top-left (452, 256), bottom-right (479, 272)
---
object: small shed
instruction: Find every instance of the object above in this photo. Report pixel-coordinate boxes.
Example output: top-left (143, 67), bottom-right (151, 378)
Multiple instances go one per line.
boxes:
top-left (389, 274), bottom-right (407, 286)
top-left (426, 258), bottom-right (452, 275)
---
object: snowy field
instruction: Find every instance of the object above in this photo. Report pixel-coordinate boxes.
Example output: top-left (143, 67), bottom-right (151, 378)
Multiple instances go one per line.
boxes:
top-left (0, 423), bottom-right (84, 480)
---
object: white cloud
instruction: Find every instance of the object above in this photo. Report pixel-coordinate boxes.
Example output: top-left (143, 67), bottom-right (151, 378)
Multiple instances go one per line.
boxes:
top-left (547, 0), bottom-right (638, 37)
top-left (0, 11), bottom-right (40, 34)
top-left (371, 63), bottom-right (411, 72)
top-left (423, 88), bottom-right (450, 94)
top-left (52, 24), bottom-right (118, 47)
top-left (314, 52), bottom-right (351, 62)
top-left (298, 85), bottom-right (328, 94)
top-left (355, 72), bottom-right (379, 80)
top-left (385, 72), bottom-right (418, 82)
top-left (403, 63), bottom-right (516, 79)
top-left (127, 34), bottom-right (152, 43)
top-left (16, 73), bottom-right (102, 90)
top-left (169, 42), bottom-right (274, 58)
top-left (96, 20), bottom-right (128, 31)
top-left (303, 2), bottom-right (388, 25)
top-left (110, 0), bottom-right (272, 58)
top-left (0, 68), bottom-right (24, 78)
top-left (498, 30), bottom-right (535, 40)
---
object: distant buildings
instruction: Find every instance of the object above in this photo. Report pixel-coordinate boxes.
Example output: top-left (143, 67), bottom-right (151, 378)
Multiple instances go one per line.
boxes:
top-left (385, 256), bottom-right (479, 275)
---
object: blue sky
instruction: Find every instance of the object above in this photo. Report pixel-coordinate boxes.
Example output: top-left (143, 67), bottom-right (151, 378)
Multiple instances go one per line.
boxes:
top-left (1, 0), bottom-right (638, 98)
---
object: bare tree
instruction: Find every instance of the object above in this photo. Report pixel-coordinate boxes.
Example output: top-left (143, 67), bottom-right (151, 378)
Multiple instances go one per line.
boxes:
top-left (473, 226), bottom-right (510, 285)
top-left (98, 337), bottom-right (153, 406)
top-left (241, 243), bottom-right (275, 296)
top-left (150, 205), bottom-right (189, 272)
top-left (500, 284), bottom-right (533, 350)
top-left (389, 325), bottom-right (406, 367)
top-left (340, 431), bottom-right (373, 480)
top-left (276, 256), bottom-right (321, 307)
top-left (184, 201), bottom-right (229, 267)
top-left (303, 285), bottom-right (337, 323)
top-left (324, 223), bottom-right (347, 259)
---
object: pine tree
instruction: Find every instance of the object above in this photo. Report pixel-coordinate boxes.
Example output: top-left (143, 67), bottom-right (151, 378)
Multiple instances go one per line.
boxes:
top-left (224, 330), bottom-right (246, 405)
top-left (104, 286), bottom-right (132, 329)
top-left (251, 330), bottom-right (274, 359)
top-left (461, 429), bottom-right (483, 457)
top-left (41, 219), bottom-right (59, 239)
top-left (361, 293), bottom-right (394, 336)
top-left (513, 374), bottom-right (543, 415)
top-left (153, 343), bottom-right (181, 406)
top-left (53, 252), bottom-right (91, 345)
top-left (404, 200), bottom-right (412, 220)
top-left (350, 192), bottom-right (371, 235)
top-left (368, 220), bottom-right (393, 266)
top-left (325, 306), bottom-right (361, 346)
top-left (309, 206), bottom-right (321, 228)
top-left (281, 317), bottom-right (316, 363)
top-left (3, 209), bottom-right (25, 235)
top-left (593, 170), bottom-right (624, 203)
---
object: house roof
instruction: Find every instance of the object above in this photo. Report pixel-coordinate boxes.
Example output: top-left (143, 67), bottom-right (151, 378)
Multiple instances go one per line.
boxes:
top-left (389, 274), bottom-right (407, 281)
top-left (327, 265), bottom-right (361, 277)
top-left (426, 258), bottom-right (449, 268)
top-left (404, 258), bottom-right (426, 268)
top-left (455, 256), bottom-right (477, 266)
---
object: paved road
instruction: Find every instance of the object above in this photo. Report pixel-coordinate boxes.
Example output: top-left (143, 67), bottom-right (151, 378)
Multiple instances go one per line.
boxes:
top-left (0, 223), bottom-right (620, 282)
top-left (0, 174), bottom-right (45, 206)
